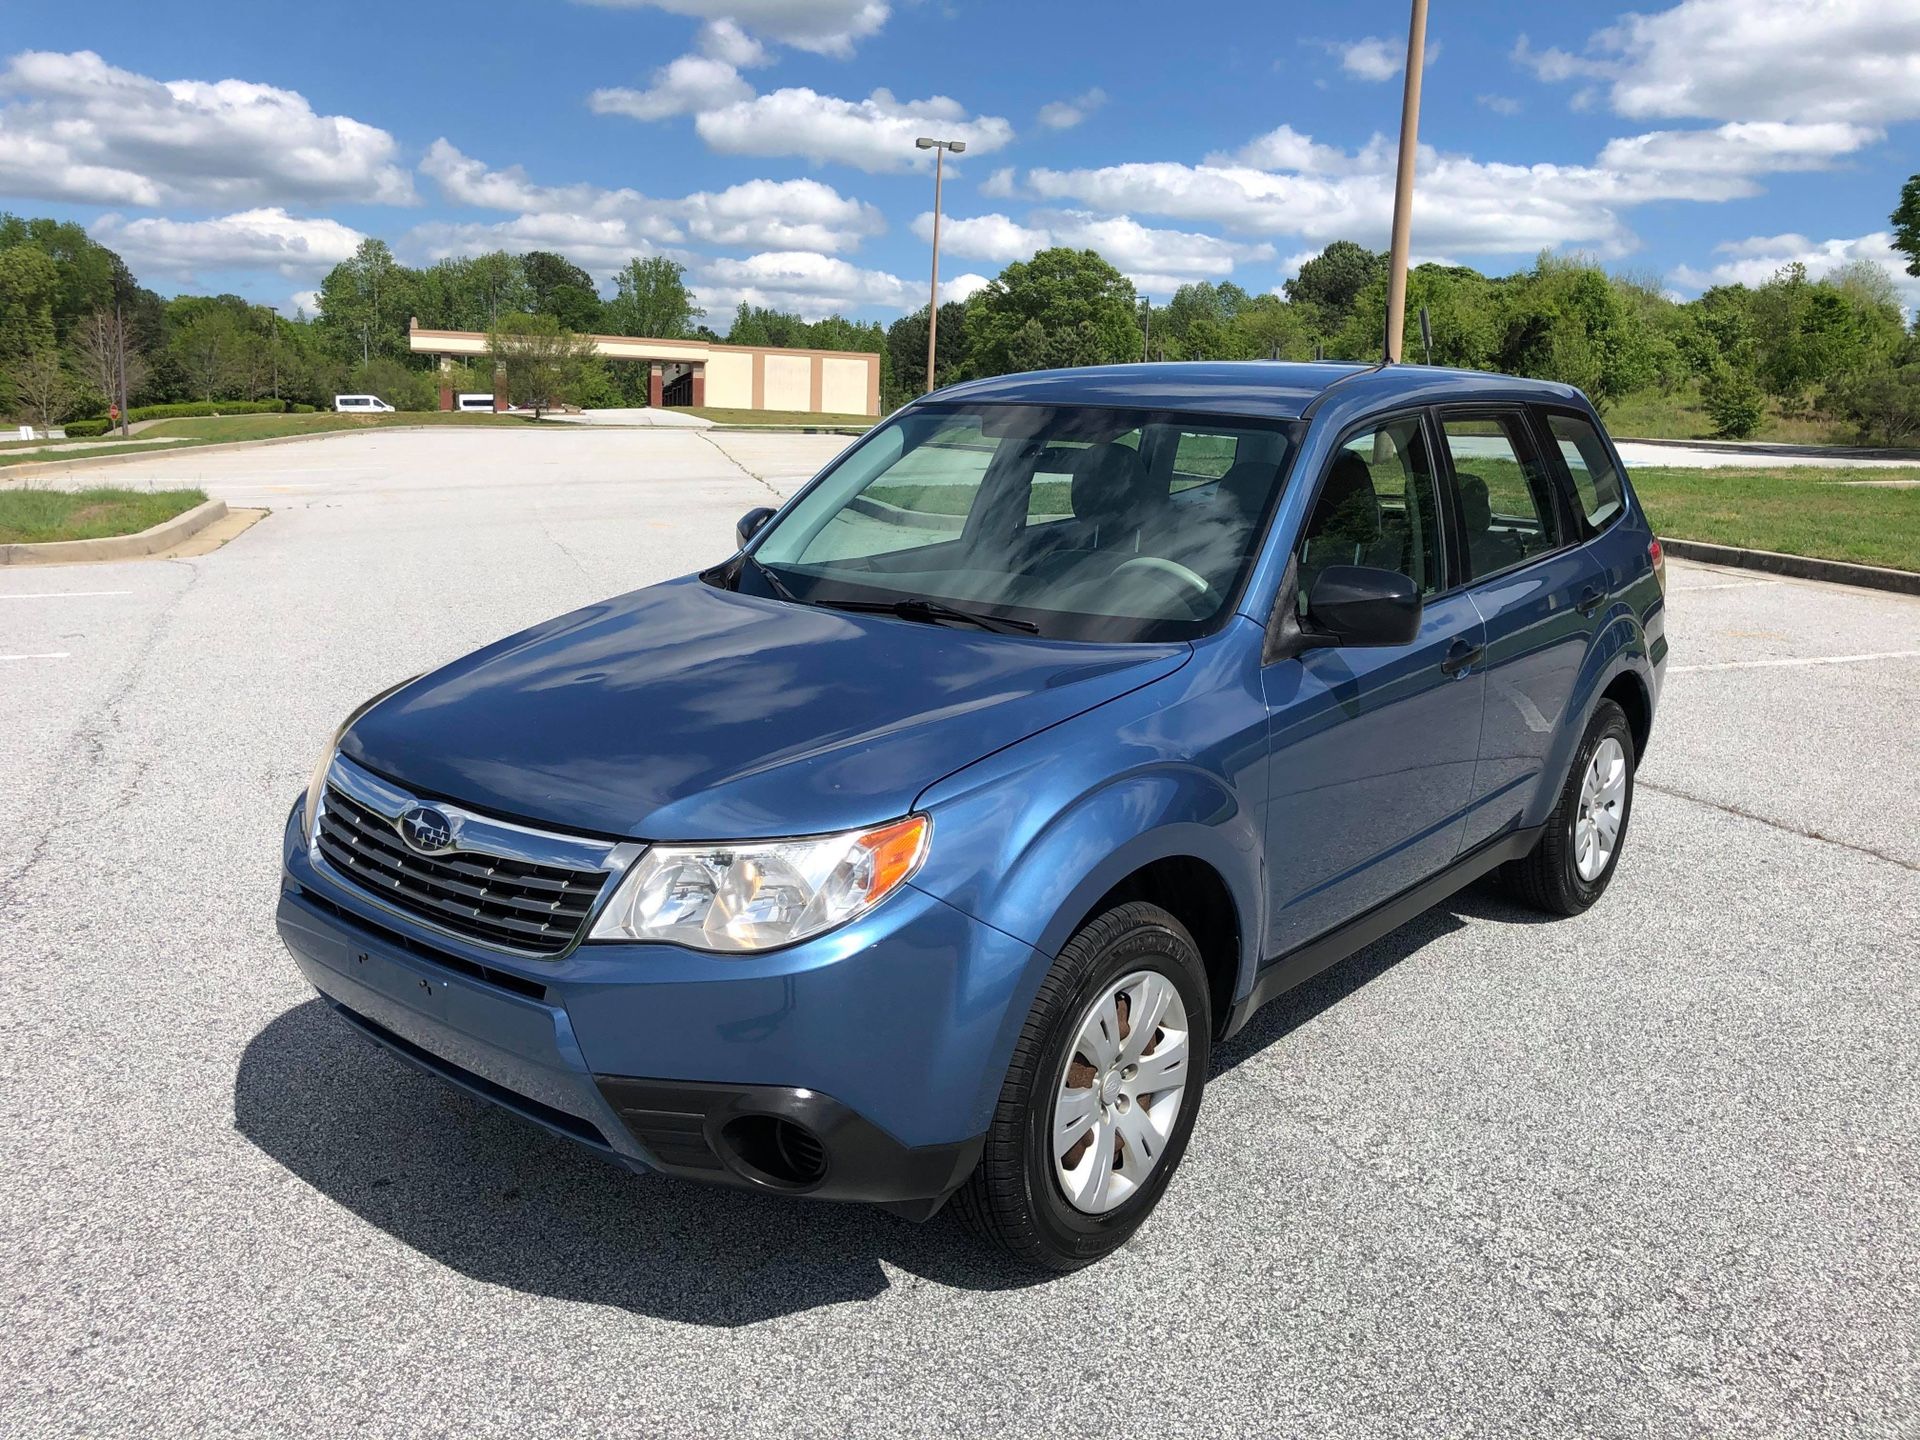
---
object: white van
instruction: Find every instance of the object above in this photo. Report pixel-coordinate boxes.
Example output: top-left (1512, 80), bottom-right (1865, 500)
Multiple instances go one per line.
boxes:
top-left (333, 395), bottom-right (395, 413)
top-left (455, 393), bottom-right (497, 413)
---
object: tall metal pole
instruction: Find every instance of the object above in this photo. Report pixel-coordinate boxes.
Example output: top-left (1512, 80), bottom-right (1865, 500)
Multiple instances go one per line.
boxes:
top-left (926, 144), bottom-right (944, 394)
top-left (1383, 0), bottom-right (1430, 364)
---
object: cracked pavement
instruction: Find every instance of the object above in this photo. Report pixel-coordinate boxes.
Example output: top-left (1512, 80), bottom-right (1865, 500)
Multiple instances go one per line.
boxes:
top-left (2, 428), bottom-right (1916, 1438)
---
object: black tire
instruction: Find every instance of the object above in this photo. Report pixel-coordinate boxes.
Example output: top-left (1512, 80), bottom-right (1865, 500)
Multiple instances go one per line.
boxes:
top-left (953, 901), bottom-right (1211, 1271)
top-left (1501, 698), bottom-right (1636, 916)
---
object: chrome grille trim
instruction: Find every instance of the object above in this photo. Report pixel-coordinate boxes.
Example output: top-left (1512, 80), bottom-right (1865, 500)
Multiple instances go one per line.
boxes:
top-left (311, 753), bottom-right (642, 957)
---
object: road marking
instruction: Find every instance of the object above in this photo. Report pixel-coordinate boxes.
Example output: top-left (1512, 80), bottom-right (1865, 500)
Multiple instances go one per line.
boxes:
top-left (0, 589), bottom-right (132, 600)
top-left (1670, 650), bottom-right (1920, 674)
top-left (1675, 579), bottom-right (1778, 593)
top-left (0, 651), bottom-right (71, 661)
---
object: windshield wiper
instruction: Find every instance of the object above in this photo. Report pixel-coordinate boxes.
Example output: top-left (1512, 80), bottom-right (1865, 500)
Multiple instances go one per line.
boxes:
top-left (821, 596), bottom-right (1040, 635)
top-left (744, 554), bottom-right (801, 604)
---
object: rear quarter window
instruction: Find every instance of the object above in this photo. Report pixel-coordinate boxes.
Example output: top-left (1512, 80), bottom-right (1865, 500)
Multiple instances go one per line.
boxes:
top-left (1544, 412), bottom-right (1626, 530)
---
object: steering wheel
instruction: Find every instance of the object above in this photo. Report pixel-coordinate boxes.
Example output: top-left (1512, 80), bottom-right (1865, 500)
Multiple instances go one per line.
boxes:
top-left (1110, 555), bottom-right (1218, 610)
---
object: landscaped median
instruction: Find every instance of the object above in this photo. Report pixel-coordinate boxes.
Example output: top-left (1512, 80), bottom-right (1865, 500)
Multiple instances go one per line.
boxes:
top-left (0, 486), bottom-right (227, 565)
top-left (1625, 465), bottom-right (1920, 577)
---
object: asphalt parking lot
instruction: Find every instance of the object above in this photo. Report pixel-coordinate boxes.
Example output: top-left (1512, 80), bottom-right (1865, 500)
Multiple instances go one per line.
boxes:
top-left (3, 428), bottom-right (1916, 1438)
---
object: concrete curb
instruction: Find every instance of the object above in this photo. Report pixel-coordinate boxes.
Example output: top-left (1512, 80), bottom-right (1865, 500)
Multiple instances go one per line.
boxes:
top-left (1661, 536), bottom-right (1920, 596)
top-left (1, 498), bottom-right (228, 566)
top-left (707, 424), bottom-right (871, 436)
top-left (1620, 435), bottom-right (1920, 463)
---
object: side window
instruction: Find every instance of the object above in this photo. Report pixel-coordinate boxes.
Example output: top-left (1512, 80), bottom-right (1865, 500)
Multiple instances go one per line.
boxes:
top-left (1441, 414), bottom-right (1563, 581)
top-left (1544, 412), bottom-right (1626, 529)
top-left (1299, 416), bottom-right (1446, 606)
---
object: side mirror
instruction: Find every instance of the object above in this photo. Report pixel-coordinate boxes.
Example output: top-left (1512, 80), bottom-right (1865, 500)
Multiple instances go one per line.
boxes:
top-left (736, 506), bottom-right (776, 549)
top-left (1303, 565), bottom-right (1422, 648)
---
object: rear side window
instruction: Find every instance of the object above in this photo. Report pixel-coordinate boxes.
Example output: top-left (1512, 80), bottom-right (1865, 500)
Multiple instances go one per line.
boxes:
top-left (1441, 414), bottom-right (1564, 582)
top-left (1544, 412), bottom-right (1626, 529)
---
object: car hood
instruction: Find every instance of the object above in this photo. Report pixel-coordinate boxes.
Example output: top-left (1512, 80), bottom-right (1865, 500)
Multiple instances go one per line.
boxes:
top-left (342, 575), bottom-right (1189, 841)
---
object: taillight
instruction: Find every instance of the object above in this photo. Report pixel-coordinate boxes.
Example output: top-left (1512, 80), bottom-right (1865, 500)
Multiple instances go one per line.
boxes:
top-left (1648, 536), bottom-right (1666, 594)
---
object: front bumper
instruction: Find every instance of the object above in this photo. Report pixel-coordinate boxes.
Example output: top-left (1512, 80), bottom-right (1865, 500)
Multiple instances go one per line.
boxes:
top-left (276, 802), bottom-right (1038, 1213)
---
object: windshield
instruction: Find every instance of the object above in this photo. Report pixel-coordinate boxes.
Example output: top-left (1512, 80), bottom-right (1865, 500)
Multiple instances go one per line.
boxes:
top-left (735, 403), bottom-right (1299, 642)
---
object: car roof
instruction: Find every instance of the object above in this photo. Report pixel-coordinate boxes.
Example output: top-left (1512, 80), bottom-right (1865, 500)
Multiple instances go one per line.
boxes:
top-left (924, 361), bottom-right (1586, 422)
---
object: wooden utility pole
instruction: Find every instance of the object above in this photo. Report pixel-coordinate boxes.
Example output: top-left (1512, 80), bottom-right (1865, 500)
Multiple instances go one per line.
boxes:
top-left (1383, 0), bottom-right (1430, 364)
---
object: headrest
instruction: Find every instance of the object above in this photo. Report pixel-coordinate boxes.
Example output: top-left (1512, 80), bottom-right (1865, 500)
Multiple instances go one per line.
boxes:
top-left (1216, 460), bottom-right (1277, 523)
top-left (1070, 443), bottom-right (1150, 528)
top-left (1307, 451), bottom-right (1381, 540)
top-left (1457, 471), bottom-right (1492, 530)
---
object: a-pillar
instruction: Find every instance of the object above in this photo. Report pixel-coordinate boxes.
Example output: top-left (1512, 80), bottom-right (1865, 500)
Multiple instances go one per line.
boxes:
top-left (690, 362), bottom-right (705, 408)
top-left (648, 360), bottom-right (664, 408)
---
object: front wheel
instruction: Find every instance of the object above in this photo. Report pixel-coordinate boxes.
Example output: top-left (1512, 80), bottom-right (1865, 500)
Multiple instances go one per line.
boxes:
top-left (953, 901), bottom-right (1211, 1271)
top-left (1502, 698), bottom-right (1636, 916)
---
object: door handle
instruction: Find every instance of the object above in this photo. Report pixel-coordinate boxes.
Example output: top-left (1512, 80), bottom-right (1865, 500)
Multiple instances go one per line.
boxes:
top-left (1440, 639), bottom-right (1483, 677)
top-left (1575, 586), bottom-right (1604, 617)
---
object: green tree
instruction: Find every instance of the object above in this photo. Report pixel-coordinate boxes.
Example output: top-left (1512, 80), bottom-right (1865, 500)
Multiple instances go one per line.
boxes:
top-left (170, 309), bottom-right (247, 400)
top-left (1892, 174), bottom-right (1920, 278)
top-left (1702, 363), bottom-right (1766, 438)
top-left (1823, 362), bottom-right (1920, 446)
top-left (317, 238), bottom-right (409, 364)
top-left (10, 346), bottom-right (74, 428)
top-left (1284, 241), bottom-right (1386, 332)
top-left (521, 251), bottom-right (603, 332)
top-left (1495, 256), bottom-right (1656, 409)
top-left (966, 248), bottom-right (1139, 378)
top-left (605, 257), bottom-right (701, 339)
top-left (486, 313), bottom-right (596, 417)
top-left (0, 243), bottom-right (60, 362)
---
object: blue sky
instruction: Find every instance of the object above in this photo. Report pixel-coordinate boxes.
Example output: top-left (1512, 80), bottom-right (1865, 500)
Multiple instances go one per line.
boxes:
top-left (2, 0), bottom-right (1916, 320)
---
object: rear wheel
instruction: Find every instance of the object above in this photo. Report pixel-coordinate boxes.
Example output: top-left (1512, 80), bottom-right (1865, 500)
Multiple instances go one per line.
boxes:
top-left (1502, 698), bottom-right (1635, 916)
top-left (953, 901), bottom-right (1211, 1271)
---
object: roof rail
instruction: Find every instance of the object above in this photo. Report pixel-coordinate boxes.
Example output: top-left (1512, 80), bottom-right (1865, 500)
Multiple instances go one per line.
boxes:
top-left (1298, 359), bottom-right (1390, 422)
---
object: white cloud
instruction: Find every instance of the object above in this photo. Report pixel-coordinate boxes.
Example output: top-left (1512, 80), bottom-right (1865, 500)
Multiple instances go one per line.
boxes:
top-left (1477, 94), bottom-right (1522, 116)
top-left (589, 54), bottom-right (753, 120)
top-left (1208, 123), bottom-right (1354, 173)
top-left (1332, 35), bottom-right (1439, 82)
top-left (697, 18), bottom-right (771, 67)
top-left (914, 209), bottom-right (1273, 286)
top-left (1671, 231), bottom-right (1920, 303)
top-left (1521, 0), bottom-right (1920, 125)
top-left (1037, 87), bottom-right (1107, 130)
top-left (285, 289), bottom-right (322, 317)
top-left (690, 85), bottom-right (1014, 172)
top-left (0, 50), bottom-right (413, 208)
top-left (940, 272), bottom-right (991, 304)
top-left (1597, 121), bottom-right (1882, 177)
top-left (692, 250), bottom-right (911, 316)
top-left (418, 141), bottom-right (884, 262)
top-left (89, 208), bottom-right (365, 280)
top-left (571, 0), bottom-right (890, 56)
top-left (979, 166), bottom-right (1018, 199)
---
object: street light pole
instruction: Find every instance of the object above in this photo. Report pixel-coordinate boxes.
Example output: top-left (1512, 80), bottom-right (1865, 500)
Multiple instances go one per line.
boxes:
top-left (267, 304), bottom-right (279, 401)
top-left (916, 135), bottom-right (966, 394)
top-left (1383, 0), bottom-right (1430, 364)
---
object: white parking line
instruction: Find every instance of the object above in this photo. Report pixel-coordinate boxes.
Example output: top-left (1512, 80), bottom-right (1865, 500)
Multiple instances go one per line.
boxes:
top-left (1670, 650), bottom-right (1920, 674)
top-left (0, 590), bottom-right (132, 600)
top-left (0, 651), bottom-right (72, 661)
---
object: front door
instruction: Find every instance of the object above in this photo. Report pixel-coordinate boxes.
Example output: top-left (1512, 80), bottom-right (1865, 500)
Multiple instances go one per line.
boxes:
top-left (1261, 412), bottom-right (1487, 958)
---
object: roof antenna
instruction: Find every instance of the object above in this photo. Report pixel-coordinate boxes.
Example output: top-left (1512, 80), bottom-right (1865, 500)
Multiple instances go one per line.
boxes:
top-left (1419, 305), bottom-right (1433, 366)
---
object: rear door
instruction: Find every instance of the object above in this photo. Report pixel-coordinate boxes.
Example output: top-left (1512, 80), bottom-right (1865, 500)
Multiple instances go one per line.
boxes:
top-left (1437, 408), bottom-right (1605, 852)
top-left (1261, 411), bottom-right (1487, 956)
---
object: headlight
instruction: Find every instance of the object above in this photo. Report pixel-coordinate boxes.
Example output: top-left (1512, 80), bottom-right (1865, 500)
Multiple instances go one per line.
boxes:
top-left (589, 815), bottom-right (930, 952)
top-left (304, 675), bottom-right (421, 848)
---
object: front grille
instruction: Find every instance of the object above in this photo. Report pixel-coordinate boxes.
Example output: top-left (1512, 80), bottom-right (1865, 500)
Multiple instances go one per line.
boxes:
top-left (317, 786), bottom-right (608, 955)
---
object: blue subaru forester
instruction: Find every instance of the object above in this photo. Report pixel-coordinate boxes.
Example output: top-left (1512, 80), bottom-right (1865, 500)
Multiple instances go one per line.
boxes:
top-left (277, 362), bottom-right (1666, 1270)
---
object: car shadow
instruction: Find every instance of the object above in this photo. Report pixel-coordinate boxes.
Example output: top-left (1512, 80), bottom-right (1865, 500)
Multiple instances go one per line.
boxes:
top-left (237, 883), bottom-right (1529, 1323)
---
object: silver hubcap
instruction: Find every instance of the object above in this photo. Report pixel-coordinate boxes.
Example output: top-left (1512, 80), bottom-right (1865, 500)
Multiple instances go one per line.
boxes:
top-left (1574, 736), bottom-right (1628, 882)
top-left (1052, 970), bottom-right (1191, 1215)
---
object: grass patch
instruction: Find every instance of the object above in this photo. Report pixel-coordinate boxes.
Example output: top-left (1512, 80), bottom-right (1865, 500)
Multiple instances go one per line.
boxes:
top-left (1628, 466), bottom-right (1920, 571)
top-left (1605, 386), bottom-right (1842, 445)
top-left (0, 486), bottom-right (209, 543)
top-left (685, 407), bottom-right (874, 428)
top-left (139, 411), bottom-right (538, 441)
top-left (0, 439), bottom-right (200, 469)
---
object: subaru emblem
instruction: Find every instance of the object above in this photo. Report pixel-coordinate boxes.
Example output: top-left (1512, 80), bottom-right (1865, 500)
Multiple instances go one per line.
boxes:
top-left (398, 805), bottom-right (456, 854)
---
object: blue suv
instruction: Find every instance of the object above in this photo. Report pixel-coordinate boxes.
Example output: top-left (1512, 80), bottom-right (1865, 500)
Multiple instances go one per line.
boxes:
top-left (276, 362), bottom-right (1666, 1270)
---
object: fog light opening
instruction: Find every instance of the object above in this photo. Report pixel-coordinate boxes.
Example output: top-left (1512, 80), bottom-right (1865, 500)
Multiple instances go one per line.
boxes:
top-left (717, 1114), bottom-right (829, 1190)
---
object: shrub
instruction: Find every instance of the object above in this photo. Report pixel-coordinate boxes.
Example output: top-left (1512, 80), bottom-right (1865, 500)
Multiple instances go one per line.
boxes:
top-left (1822, 364), bottom-right (1920, 447)
top-left (64, 417), bottom-right (112, 438)
top-left (1701, 365), bottom-right (1766, 439)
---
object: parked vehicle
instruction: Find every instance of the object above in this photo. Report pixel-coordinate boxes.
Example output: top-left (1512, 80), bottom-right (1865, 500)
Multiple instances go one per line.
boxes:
top-left (455, 393), bottom-right (496, 413)
top-left (333, 394), bottom-right (394, 413)
top-left (277, 362), bottom-right (1666, 1270)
